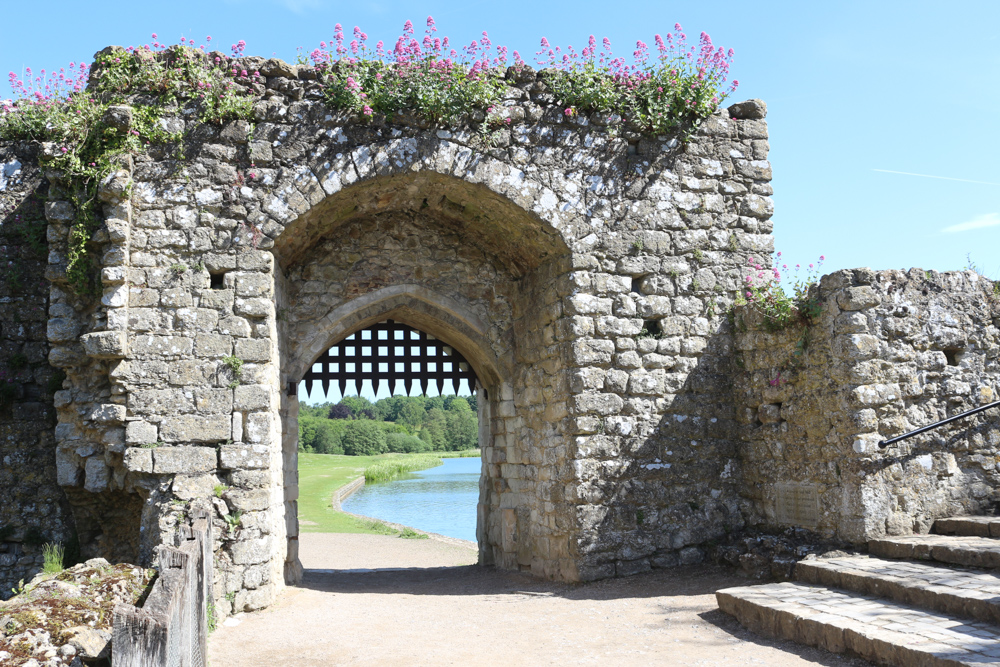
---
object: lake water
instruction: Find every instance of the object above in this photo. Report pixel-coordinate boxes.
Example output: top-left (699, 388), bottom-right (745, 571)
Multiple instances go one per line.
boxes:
top-left (342, 456), bottom-right (480, 543)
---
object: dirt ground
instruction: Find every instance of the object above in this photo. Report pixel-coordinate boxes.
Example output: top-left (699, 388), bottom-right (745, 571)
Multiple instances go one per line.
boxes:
top-left (208, 533), bottom-right (871, 666)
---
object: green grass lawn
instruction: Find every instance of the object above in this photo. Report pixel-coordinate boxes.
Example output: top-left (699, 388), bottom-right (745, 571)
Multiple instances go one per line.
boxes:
top-left (297, 450), bottom-right (479, 534)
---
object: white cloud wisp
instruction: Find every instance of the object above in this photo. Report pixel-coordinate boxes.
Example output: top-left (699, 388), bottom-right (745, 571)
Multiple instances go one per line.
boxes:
top-left (942, 213), bottom-right (1000, 234)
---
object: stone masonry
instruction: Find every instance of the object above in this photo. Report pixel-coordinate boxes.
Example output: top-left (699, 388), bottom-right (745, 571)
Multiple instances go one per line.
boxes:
top-left (733, 269), bottom-right (1000, 542)
top-left (0, 50), bottom-right (997, 616)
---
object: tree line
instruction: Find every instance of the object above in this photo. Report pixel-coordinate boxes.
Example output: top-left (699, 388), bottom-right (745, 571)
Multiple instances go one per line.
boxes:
top-left (298, 394), bottom-right (479, 455)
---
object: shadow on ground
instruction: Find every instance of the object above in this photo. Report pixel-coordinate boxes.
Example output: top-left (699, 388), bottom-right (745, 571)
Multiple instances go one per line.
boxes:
top-left (296, 563), bottom-right (870, 665)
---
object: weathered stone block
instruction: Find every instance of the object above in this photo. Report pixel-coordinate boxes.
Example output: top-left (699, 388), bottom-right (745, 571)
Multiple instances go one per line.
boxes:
top-left (88, 403), bottom-right (126, 424)
top-left (234, 338), bottom-right (271, 362)
top-left (47, 318), bottom-right (81, 343)
top-left (56, 448), bottom-right (82, 486)
top-left (229, 490), bottom-right (270, 511)
top-left (231, 536), bottom-right (272, 565)
top-left (234, 297), bottom-right (271, 317)
top-left (194, 333), bottom-right (233, 358)
top-left (153, 446), bottom-right (217, 473)
top-left (837, 286), bottom-right (880, 311)
top-left (219, 444), bottom-right (269, 470)
top-left (244, 412), bottom-right (272, 445)
top-left (133, 335), bottom-right (194, 358)
top-left (235, 273), bottom-right (273, 298)
top-left (172, 473), bottom-right (220, 500)
top-left (160, 415), bottom-right (230, 442)
top-left (83, 457), bottom-right (110, 492)
top-left (123, 447), bottom-right (154, 473)
top-left (195, 388), bottom-right (233, 414)
top-left (234, 385), bottom-right (270, 411)
top-left (571, 340), bottom-right (614, 366)
top-left (80, 331), bottom-right (127, 359)
top-left (833, 334), bottom-right (879, 361)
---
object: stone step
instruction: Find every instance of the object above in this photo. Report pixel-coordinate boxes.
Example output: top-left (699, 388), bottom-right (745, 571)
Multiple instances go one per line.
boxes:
top-left (797, 555), bottom-right (1000, 625)
top-left (935, 516), bottom-right (1000, 538)
top-left (870, 535), bottom-right (1000, 569)
top-left (717, 581), bottom-right (1000, 666)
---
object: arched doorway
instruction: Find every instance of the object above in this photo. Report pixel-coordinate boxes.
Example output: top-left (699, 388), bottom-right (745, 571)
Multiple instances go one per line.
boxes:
top-left (272, 170), bottom-right (574, 583)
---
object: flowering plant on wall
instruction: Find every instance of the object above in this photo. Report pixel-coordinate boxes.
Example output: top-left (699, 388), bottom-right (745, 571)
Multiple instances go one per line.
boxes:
top-left (736, 253), bottom-right (825, 330)
top-left (310, 17), bottom-right (737, 134)
top-left (311, 19), bottom-right (510, 125)
top-left (537, 25), bottom-right (737, 135)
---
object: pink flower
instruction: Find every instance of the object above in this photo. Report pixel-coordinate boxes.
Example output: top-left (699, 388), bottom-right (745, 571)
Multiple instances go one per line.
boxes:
top-left (152, 33), bottom-right (158, 39)
top-left (819, 255), bottom-right (825, 261)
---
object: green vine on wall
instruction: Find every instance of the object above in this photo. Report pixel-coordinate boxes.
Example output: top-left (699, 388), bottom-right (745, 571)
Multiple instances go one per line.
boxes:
top-left (2, 44), bottom-right (256, 293)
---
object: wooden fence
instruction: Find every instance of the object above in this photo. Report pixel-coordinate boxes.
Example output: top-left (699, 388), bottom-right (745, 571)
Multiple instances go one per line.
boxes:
top-left (112, 510), bottom-right (214, 667)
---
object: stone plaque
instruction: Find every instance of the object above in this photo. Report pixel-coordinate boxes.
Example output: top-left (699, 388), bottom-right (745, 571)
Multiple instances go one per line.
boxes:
top-left (775, 483), bottom-right (819, 528)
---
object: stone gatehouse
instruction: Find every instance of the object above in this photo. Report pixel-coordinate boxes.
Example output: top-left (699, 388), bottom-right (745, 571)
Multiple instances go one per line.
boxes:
top-left (1, 54), bottom-right (998, 619)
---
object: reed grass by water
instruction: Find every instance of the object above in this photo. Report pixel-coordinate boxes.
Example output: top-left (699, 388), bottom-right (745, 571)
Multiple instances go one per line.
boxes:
top-left (364, 455), bottom-right (443, 483)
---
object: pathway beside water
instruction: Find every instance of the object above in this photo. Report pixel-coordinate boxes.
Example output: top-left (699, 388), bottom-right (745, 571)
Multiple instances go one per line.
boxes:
top-left (342, 456), bottom-right (480, 542)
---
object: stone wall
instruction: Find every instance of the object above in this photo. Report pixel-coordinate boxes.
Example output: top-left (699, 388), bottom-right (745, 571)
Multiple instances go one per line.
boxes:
top-left (0, 144), bottom-right (71, 597)
top-left (1, 45), bottom-right (994, 616)
top-left (733, 268), bottom-right (1000, 542)
top-left (19, 54), bottom-right (779, 611)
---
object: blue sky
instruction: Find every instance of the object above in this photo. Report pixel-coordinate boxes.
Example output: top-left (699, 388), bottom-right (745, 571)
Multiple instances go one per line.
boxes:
top-left (3, 0), bottom-right (998, 401)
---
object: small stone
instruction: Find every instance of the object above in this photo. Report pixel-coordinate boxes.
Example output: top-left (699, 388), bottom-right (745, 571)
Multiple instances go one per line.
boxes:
top-left (64, 626), bottom-right (111, 660)
top-left (728, 99), bottom-right (767, 119)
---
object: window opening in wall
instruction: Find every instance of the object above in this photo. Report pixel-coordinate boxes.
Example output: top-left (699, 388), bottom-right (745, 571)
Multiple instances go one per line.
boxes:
top-left (631, 277), bottom-right (643, 294)
top-left (641, 319), bottom-right (661, 337)
top-left (209, 272), bottom-right (225, 289)
top-left (943, 348), bottom-right (965, 367)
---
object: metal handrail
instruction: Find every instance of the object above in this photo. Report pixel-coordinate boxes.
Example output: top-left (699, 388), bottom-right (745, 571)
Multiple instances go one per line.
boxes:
top-left (878, 399), bottom-right (1000, 448)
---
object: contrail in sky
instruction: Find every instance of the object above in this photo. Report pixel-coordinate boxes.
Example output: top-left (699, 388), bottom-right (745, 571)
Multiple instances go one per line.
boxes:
top-left (873, 169), bottom-right (1000, 186)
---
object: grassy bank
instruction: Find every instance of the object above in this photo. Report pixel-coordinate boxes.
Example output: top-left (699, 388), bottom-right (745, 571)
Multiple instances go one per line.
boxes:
top-left (298, 450), bottom-right (479, 534)
top-left (364, 455), bottom-right (443, 483)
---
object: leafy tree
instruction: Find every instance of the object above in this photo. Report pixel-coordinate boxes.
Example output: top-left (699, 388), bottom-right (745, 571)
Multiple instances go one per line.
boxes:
top-left (313, 420), bottom-right (344, 455)
top-left (328, 404), bottom-right (352, 420)
top-left (339, 396), bottom-right (374, 418)
top-left (341, 420), bottom-right (387, 456)
top-left (374, 395), bottom-right (406, 422)
top-left (445, 398), bottom-right (477, 450)
top-left (424, 408), bottom-right (448, 450)
top-left (300, 393), bottom-right (478, 455)
top-left (398, 401), bottom-right (426, 428)
top-left (386, 432), bottom-right (432, 453)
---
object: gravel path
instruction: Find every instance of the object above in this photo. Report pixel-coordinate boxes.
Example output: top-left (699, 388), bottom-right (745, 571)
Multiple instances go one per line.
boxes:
top-left (208, 533), bottom-right (871, 666)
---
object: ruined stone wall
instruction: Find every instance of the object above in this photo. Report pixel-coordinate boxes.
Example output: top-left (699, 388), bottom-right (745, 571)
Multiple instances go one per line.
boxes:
top-left (734, 268), bottom-right (1000, 542)
top-left (5, 48), bottom-right (786, 610)
top-left (0, 145), bottom-right (71, 597)
top-left (3, 47), bottom-right (997, 618)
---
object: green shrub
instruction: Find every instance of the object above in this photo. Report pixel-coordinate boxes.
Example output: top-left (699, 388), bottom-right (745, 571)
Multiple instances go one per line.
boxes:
top-left (385, 432), bottom-right (432, 453)
top-left (341, 420), bottom-right (388, 456)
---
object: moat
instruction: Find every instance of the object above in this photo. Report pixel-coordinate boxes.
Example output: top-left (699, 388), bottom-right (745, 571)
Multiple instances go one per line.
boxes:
top-left (342, 457), bottom-right (480, 543)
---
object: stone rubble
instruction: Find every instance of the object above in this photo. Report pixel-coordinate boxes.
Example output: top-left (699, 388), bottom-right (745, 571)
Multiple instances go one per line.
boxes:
top-left (0, 557), bottom-right (154, 666)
